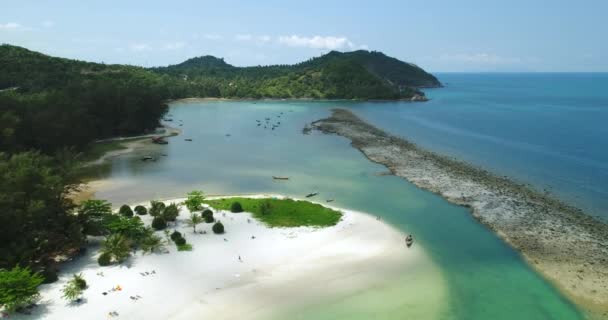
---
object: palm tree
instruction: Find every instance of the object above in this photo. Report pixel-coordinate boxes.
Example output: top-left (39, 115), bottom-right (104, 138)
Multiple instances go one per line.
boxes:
top-left (101, 233), bottom-right (131, 263)
top-left (140, 232), bottom-right (165, 254)
top-left (185, 213), bottom-right (203, 233)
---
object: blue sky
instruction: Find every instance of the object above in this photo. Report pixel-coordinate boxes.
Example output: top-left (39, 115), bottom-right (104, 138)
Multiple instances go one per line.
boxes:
top-left (1, 0), bottom-right (607, 71)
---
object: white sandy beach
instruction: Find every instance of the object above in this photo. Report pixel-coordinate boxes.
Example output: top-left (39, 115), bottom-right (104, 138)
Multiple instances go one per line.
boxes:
top-left (14, 195), bottom-right (445, 320)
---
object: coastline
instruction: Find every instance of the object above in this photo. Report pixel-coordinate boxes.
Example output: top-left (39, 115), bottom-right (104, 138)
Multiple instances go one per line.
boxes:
top-left (14, 195), bottom-right (446, 319)
top-left (311, 108), bottom-right (608, 318)
top-left (170, 95), bottom-right (429, 104)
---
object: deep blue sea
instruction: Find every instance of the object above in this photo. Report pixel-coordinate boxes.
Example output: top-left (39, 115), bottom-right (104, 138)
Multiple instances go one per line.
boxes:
top-left (355, 73), bottom-right (608, 220)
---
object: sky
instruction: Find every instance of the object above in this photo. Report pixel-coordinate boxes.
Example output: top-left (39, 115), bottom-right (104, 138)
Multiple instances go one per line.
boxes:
top-left (1, 0), bottom-right (607, 72)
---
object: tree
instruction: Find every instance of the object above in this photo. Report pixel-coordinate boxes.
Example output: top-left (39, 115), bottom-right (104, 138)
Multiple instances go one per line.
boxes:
top-left (184, 190), bottom-right (204, 212)
top-left (77, 199), bottom-right (113, 236)
top-left (151, 216), bottom-right (167, 230)
top-left (0, 152), bottom-right (84, 273)
top-left (139, 231), bottom-right (165, 254)
top-left (212, 221), bottom-right (225, 234)
top-left (118, 205), bottom-right (133, 217)
top-left (100, 234), bottom-right (131, 264)
top-left (163, 203), bottom-right (180, 222)
top-left (230, 202), bottom-right (243, 213)
top-left (149, 201), bottom-right (166, 217)
top-left (185, 213), bottom-right (203, 233)
top-left (0, 266), bottom-right (44, 312)
top-left (105, 215), bottom-right (146, 243)
top-left (134, 205), bottom-right (148, 215)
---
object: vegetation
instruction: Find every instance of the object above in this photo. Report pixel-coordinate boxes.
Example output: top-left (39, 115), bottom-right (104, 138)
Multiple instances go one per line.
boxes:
top-left (174, 236), bottom-right (186, 246)
top-left (184, 190), bottom-right (205, 212)
top-left (151, 216), bottom-right (167, 230)
top-left (61, 273), bottom-right (87, 301)
top-left (0, 152), bottom-right (84, 276)
top-left (151, 50), bottom-right (440, 100)
top-left (97, 252), bottom-right (112, 266)
top-left (186, 213), bottom-right (203, 232)
top-left (230, 202), bottom-right (243, 213)
top-left (0, 266), bottom-right (44, 312)
top-left (204, 198), bottom-right (342, 227)
top-left (100, 234), bottom-right (131, 264)
top-left (134, 205), bottom-right (148, 216)
top-left (212, 221), bottom-right (225, 234)
top-left (139, 232), bottom-right (165, 254)
top-left (118, 205), bottom-right (133, 217)
top-left (177, 243), bottom-right (192, 251)
top-left (77, 199), bottom-right (113, 236)
top-left (162, 203), bottom-right (180, 222)
top-left (149, 201), bottom-right (166, 217)
top-left (202, 209), bottom-right (214, 223)
top-left (170, 231), bottom-right (182, 242)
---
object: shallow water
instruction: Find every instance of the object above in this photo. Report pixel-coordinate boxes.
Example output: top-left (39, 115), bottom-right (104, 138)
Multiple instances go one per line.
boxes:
top-left (90, 99), bottom-right (583, 319)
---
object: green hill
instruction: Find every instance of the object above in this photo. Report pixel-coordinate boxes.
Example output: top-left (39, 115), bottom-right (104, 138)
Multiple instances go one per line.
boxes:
top-left (151, 50), bottom-right (440, 100)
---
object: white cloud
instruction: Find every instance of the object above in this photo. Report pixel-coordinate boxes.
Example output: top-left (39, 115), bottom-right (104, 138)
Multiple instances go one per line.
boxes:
top-left (278, 35), bottom-right (364, 50)
top-left (129, 43), bottom-right (151, 52)
top-left (439, 53), bottom-right (521, 65)
top-left (163, 41), bottom-right (186, 50)
top-left (42, 20), bottom-right (55, 28)
top-left (0, 22), bottom-right (22, 30)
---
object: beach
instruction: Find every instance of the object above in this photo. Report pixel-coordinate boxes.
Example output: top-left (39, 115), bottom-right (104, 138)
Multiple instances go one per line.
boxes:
top-left (14, 195), bottom-right (444, 320)
top-left (312, 108), bottom-right (608, 318)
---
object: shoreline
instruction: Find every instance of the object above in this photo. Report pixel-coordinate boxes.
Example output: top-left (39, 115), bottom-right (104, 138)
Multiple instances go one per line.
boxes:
top-left (311, 108), bottom-right (608, 318)
top-left (170, 95), bottom-right (430, 104)
top-left (14, 194), bottom-right (445, 319)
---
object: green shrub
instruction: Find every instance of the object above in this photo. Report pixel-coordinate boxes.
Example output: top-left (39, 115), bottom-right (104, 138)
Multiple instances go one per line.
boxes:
top-left (151, 216), bottom-right (167, 230)
top-left (212, 221), bottom-right (225, 234)
top-left (174, 236), bottom-right (186, 246)
top-left (202, 209), bottom-right (214, 223)
top-left (73, 273), bottom-right (87, 289)
top-left (118, 204), bottom-right (133, 217)
top-left (134, 205), bottom-right (148, 215)
top-left (0, 266), bottom-right (44, 312)
top-left (230, 202), bottom-right (243, 213)
top-left (163, 203), bottom-right (180, 221)
top-left (177, 243), bottom-right (192, 251)
top-left (149, 201), bottom-right (166, 217)
top-left (184, 190), bottom-right (205, 212)
top-left (170, 230), bottom-right (182, 241)
top-left (98, 252), bottom-right (112, 266)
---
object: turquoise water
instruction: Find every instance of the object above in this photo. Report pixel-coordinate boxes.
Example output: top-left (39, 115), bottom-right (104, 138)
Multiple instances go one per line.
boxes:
top-left (355, 73), bottom-right (608, 220)
top-left (91, 96), bottom-right (585, 318)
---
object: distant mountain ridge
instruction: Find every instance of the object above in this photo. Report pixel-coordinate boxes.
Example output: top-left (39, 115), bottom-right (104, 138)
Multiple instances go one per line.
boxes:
top-left (152, 50), bottom-right (440, 100)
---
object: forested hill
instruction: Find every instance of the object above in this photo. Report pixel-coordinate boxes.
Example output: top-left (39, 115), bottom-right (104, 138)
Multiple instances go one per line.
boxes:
top-left (0, 44), bottom-right (439, 153)
top-left (151, 50), bottom-right (441, 100)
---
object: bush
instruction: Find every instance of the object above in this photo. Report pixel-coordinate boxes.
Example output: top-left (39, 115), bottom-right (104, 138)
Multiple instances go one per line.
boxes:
top-left (202, 209), bottom-right (214, 223)
top-left (174, 236), bottom-right (186, 246)
top-left (151, 216), bottom-right (167, 230)
top-left (98, 252), bottom-right (112, 266)
top-left (0, 267), bottom-right (44, 312)
top-left (134, 205), bottom-right (147, 215)
top-left (149, 201), bottom-right (166, 217)
top-left (184, 190), bottom-right (205, 212)
top-left (73, 273), bottom-right (87, 290)
top-left (212, 221), bottom-right (225, 234)
top-left (118, 204), bottom-right (133, 217)
top-left (170, 230), bottom-right (182, 242)
top-left (230, 202), bottom-right (243, 213)
top-left (177, 243), bottom-right (192, 251)
top-left (163, 203), bottom-right (179, 222)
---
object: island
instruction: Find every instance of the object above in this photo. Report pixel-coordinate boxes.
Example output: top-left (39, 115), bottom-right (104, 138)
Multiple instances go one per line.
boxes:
top-left (311, 108), bottom-right (608, 317)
